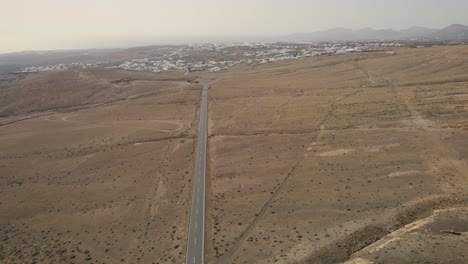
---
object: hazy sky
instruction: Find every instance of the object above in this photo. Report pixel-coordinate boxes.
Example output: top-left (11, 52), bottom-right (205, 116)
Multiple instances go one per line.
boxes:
top-left (2, 0), bottom-right (468, 53)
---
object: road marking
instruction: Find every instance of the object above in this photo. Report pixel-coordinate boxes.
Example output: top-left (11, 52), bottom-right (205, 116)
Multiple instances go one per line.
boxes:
top-left (195, 237), bottom-right (197, 245)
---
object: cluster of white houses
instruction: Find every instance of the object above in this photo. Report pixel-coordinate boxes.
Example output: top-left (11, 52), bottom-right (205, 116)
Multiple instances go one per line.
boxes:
top-left (18, 41), bottom-right (405, 74)
top-left (20, 63), bottom-right (93, 73)
top-left (109, 58), bottom-right (241, 73)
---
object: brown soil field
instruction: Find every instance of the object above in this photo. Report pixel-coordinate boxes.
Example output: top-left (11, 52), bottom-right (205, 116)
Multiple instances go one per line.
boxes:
top-left (1, 45), bottom-right (468, 264)
top-left (0, 68), bottom-right (194, 117)
top-left (346, 207), bottom-right (468, 264)
top-left (0, 69), bottom-right (201, 263)
top-left (205, 46), bottom-right (468, 263)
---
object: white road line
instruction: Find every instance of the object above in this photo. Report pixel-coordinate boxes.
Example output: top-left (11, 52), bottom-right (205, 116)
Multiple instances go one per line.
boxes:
top-left (186, 84), bottom-right (212, 264)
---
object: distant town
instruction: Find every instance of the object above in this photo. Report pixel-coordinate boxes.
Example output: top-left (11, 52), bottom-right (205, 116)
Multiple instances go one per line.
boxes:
top-left (19, 41), bottom-right (407, 74)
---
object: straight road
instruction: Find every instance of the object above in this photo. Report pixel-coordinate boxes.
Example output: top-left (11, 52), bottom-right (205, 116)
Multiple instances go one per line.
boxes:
top-left (185, 66), bottom-right (252, 264)
top-left (185, 84), bottom-right (208, 264)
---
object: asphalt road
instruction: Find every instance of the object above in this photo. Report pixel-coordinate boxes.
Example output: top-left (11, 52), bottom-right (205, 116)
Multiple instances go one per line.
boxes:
top-left (185, 66), bottom-right (252, 264)
top-left (185, 84), bottom-right (208, 264)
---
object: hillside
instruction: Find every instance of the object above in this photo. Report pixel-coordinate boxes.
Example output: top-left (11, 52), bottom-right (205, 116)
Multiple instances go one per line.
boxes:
top-left (0, 68), bottom-right (194, 117)
top-left (433, 24), bottom-right (468, 40)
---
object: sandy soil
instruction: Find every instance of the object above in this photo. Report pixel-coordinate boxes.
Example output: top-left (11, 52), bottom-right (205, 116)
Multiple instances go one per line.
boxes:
top-left (0, 70), bottom-right (201, 263)
top-left (1, 46), bottom-right (468, 264)
top-left (0, 68), bottom-right (194, 117)
top-left (346, 207), bottom-right (468, 264)
top-left (205, 46), bottom-right (468, 263)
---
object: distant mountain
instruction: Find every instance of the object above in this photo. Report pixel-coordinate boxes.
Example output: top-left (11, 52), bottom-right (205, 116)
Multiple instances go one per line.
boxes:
top-left (399, 26), bottom-right (439, 39)
top-left (432, 24), bottom-right (468, 40)
top-left (286, 24), bottom-right (468, 42)
top-left (0, 49), bottom-right (120, 66)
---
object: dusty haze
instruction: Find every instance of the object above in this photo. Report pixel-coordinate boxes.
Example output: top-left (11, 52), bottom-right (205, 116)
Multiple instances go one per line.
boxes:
top-left (2, 0), bottom-right (468, 53)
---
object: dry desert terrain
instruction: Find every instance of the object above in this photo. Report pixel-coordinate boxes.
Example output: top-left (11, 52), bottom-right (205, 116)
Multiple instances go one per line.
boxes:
top-left (0, 69), bottom-right (200, 263)
top-left (1, 46), bottom-right (468, 264)
top-left (205, 46), bottom-right (468, 263)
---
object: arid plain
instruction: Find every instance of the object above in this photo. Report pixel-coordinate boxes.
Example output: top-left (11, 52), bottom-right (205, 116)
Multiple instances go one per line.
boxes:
top-left (205, 46), bottom-right (468, 263)
top-left (0, 69), bottom-right (201, 263)
top-left (1, 45), bottom-right (468, 264)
